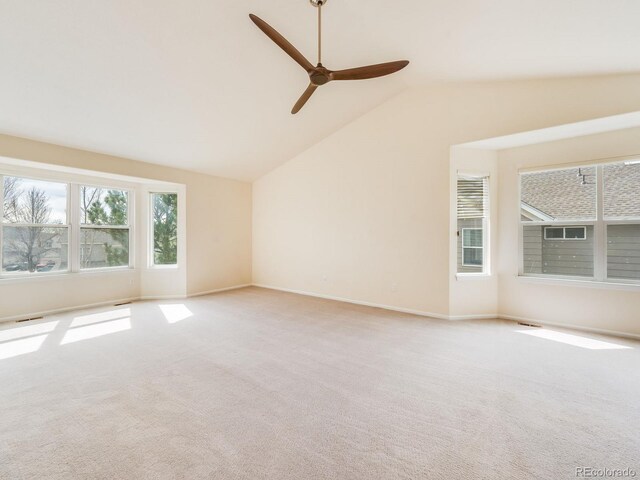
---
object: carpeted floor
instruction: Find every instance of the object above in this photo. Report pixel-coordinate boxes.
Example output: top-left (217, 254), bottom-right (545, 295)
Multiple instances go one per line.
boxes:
top-left (0, 287), bottom-right (638, 479)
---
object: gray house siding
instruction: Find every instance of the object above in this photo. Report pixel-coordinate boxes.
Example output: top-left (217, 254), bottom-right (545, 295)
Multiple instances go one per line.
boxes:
top-left (523, 225), bottom-right (594, 277)
top-left (522, 226), bottom-right (543, 274)
top-left (607, 224), bottom-right (640, 280)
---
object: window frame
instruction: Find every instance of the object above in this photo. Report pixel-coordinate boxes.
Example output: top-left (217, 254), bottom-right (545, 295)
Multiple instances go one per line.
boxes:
top-left (149, 191), bottom-right (179, 269)
top-left (456, 173), bottom-right (490, 275)
top-left (76, 183), bottom-right (134, 271)
top-left (0, 173), bottom-right (71, 278)
top-left (519, 161), bottom-right (640, 285)
top-left (543, 226), bottom-right (587, 241)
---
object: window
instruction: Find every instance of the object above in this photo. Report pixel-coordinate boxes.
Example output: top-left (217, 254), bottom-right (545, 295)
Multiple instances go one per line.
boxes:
top-left (543, 226), bottom-right (586, 240)
top-left (79, 186), bottom-right (130, 269)
top-left (520, 160), bottom-right (640, 282)
top-left (1, 176), bottom-right (69, 274)
top-left (151, 193), bottom-right (178, 266)
top-left (457, 175), bottom-right (489, 273)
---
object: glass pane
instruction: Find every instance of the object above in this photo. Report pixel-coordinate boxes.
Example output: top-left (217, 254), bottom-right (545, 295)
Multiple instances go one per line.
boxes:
top-left (607, 224), bottom-right (640, 280)
top-left (565, 227), bottom-right (586, 239)
top-left (521, 167), bottom-right (596, 222)
top-left (80, 228), bottom-right (129, 269)
top-left (152, 193), bottom-right (178, 265)
top-left (523, 225), bottom-right (594, 277)
top-left (603, 162), bottom-right (640, 220)
top-left (80, 187), bottom-right (128, 226)
top-left (463, 229), bottom-right (483, 247)
top-left (3, 176), bottom-right (67, 224)
top-left (463, 248), bottom-right (483, 266)
top-left (545, 227), bottom-right (564, 239)
top-left (2, 226), bottom-right (68, 273)
top-left (457, 218), bottom-right (483, 273)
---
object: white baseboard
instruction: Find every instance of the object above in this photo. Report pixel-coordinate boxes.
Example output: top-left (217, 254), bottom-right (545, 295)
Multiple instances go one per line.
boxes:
top-left (0, 284), bottom-right (252, 324)
top-left (448, 313), bottom-right (499, 321)
top-left (0, 296), bottom-right (139, 324)
top-left (139, 294), bottom-right (187, 301)
top-left (498, 313), bottom-right (640, 341)
top-left (187, 284), bottom-right (252, 298)
top-left (3, 282), bottom-right (637, 341)
top-left (252, 284), bottom-right (640, 340)
top-left (251, 283), bottom-right (451, 320)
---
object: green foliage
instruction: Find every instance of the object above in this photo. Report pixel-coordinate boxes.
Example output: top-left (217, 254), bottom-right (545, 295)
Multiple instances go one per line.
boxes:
top-left (102, 190), bottom-right (129, 267)
top-left (153, 193), bottom-right (178, 265)
top-left (81, 189), bottom-right (129, 267)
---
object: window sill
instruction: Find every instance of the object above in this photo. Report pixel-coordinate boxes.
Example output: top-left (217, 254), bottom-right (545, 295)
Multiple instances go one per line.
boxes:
top-left (517, 275), bottom-right (640, 291)
top-left (145, 264), bottom-right (179, 270)
top-left (456, 273), bottom-right (493, 280)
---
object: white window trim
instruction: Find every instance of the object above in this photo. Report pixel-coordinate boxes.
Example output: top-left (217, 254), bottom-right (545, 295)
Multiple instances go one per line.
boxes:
top-left (77, 185), bottom-right (134, 271)
top-left (519, 162), bottom-right (640, 286)
top-left (0, 177), bottom-right (72, 278)
top-left (148, 191), bottom-right (179, 269)
top-left (456, 173), bottom-right (491, 276)
top-left (543, 226), bottom-right (587, 240)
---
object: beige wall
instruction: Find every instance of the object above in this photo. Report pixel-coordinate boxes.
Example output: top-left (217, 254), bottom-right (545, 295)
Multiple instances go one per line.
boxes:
top-left (253, 73), bottom-right (640, 325)
top-left (497, 127), bottom-right (640, 337)
top-left (0, 134), bottom-right (252, 320)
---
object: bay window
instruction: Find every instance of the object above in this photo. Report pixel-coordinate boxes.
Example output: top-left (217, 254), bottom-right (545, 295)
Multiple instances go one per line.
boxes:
top-left (0, 172), bottom-right (137, 277)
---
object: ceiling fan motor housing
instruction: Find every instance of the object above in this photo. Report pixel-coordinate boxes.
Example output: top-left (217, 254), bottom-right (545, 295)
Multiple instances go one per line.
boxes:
top-left (310, 65), bottom-right (331, 85)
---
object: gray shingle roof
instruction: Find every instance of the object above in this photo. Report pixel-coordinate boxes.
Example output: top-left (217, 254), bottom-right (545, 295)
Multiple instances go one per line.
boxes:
top-left (521, 163), bottom-right (640, 220)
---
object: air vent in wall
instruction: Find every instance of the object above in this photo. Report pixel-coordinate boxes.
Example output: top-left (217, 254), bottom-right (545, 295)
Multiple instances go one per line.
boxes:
top-left (518, 322), bottom-right (541, 328)
top-left (16, 316), bottom-right (44, 323)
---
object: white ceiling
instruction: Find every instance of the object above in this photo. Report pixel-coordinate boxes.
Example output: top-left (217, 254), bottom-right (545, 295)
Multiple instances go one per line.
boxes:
top-left (1, 0), bottom-right (640, 181)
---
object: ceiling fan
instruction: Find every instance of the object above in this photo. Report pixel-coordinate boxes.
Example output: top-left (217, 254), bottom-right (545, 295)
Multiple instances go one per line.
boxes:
top-left (249, 0), bottom-right (409, 114)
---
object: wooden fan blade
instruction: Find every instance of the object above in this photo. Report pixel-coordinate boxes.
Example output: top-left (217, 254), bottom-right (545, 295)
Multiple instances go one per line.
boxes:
top-left (291, 84), bottom-right (318, 114)
top-left (249, 14), bottom-right (314, 73)
top-left (330, 60), bottom-right (409, 81)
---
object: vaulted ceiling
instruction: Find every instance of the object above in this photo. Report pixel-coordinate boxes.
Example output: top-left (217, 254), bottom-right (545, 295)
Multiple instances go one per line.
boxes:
top-left (1, 0), bottom-right (639, 180)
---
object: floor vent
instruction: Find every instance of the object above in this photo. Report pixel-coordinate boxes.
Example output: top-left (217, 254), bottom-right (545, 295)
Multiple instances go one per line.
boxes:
top-left (114, 301), bottom-right (132, 306)
top-left (518, 322), bottom-right (541, 328)
top-left (16, 316), bottom-right (44, 323)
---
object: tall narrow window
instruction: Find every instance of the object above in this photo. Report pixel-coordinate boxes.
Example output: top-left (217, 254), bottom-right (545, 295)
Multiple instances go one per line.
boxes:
top-left (151, 193), bottom-right (178, 266)
top-left (79, 186), bottom-right (130, 269)
top-left (457, 175), bottom-right (489, 274)
top-left (1, 176), bottom-right (69, 274)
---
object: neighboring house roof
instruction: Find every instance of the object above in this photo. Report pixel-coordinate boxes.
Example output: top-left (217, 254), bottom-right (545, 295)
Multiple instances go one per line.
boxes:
top-left (521, 202), bottom-right (555, 221)
top-left (603, 163), bottom-right (640, 218)
top-left (521, 163), bottom-right (640, 220)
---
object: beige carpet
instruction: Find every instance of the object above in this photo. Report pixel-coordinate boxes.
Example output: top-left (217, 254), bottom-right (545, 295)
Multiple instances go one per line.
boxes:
top-left (0, 287), bottom-right (638, 480)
